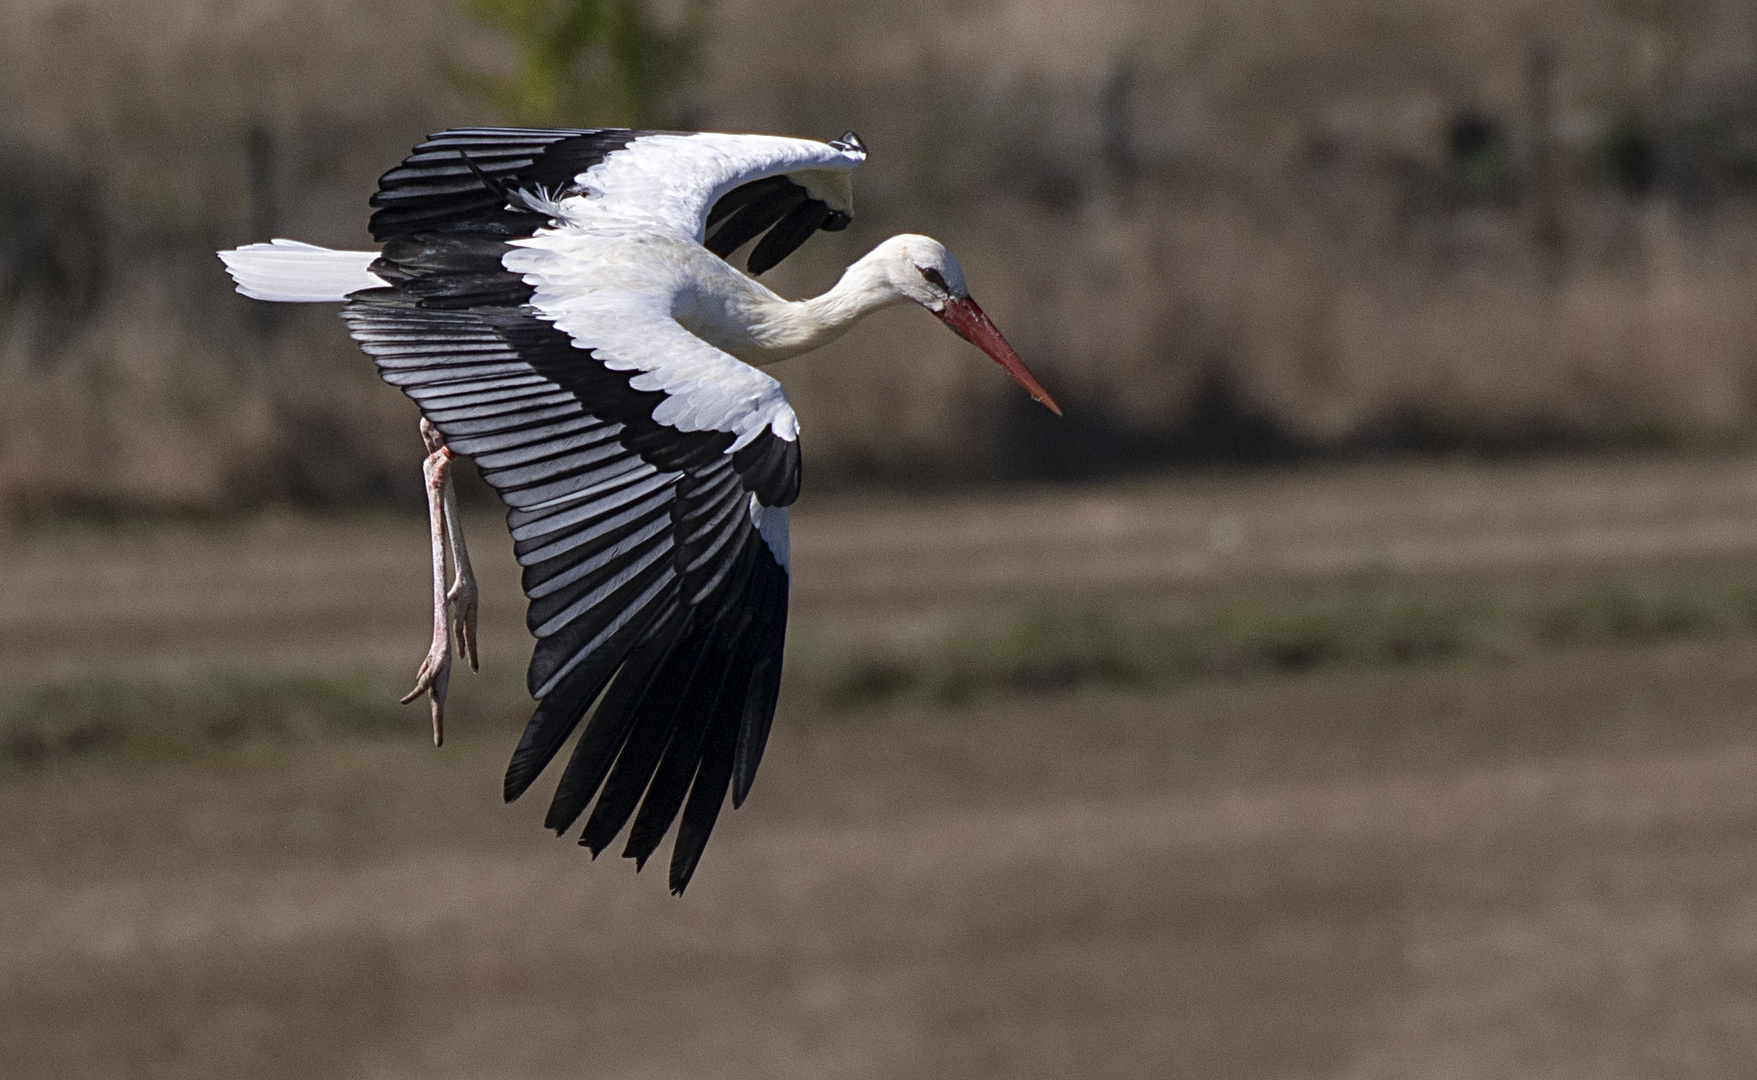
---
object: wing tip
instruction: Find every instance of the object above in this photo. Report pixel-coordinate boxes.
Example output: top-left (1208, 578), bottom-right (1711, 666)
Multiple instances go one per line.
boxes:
top-left (504, 758), bottom-right (541, 803)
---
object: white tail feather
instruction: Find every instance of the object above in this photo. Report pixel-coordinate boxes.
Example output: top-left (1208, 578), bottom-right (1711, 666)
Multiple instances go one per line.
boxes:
top-left (217, 239), bottom-right (386, 302)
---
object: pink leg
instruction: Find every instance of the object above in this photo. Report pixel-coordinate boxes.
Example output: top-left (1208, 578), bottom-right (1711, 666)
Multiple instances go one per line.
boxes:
top-left (402, 419), bottom-right (456, 746)
top-left (442, 467), bottom-right (479, 673)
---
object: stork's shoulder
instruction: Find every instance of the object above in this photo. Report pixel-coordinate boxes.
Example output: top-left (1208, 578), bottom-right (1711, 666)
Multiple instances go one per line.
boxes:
top-left (504, 217), bottom-right (741, 300)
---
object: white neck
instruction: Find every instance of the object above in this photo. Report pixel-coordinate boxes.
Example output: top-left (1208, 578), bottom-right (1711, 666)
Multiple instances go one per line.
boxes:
top-left (687, 243), bottom-right (914, 366)
top-left (797, 251), bottom-right (909, 343)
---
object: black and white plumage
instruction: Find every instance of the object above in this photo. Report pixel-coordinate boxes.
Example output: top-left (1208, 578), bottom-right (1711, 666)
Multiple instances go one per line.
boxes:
top-left (220, 128), bottom-right (1058, 893)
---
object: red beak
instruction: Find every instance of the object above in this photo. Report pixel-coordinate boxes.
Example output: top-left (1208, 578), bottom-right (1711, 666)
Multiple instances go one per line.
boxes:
top-left (935, 296), bottom-right (1062, 416)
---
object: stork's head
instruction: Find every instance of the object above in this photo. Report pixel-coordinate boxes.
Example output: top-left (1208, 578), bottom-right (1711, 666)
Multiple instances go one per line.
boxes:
top-left (869, 235), bottom-right (1061, 415)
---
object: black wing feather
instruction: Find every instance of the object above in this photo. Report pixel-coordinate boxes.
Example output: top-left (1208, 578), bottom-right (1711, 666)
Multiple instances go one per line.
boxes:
top-left (672, 699), bottom-right (745, 891)
top-left (578, 614), bottom-right (713, 856)
top-left (623, 625), bottom-right (738, 868)
top-left (731, 555), bottom-right (790, 807)
top-left (732, 431), bottom-right (802, 506)
top-left (704, 172), bottom-right (851, 275)
top-left (342, 173), bottom-right (800, 889)
top-left (748, 200), bottom-right (836, 275)
top-left (541, 601), bottom-right (683, 832)
top-left (504, 604), bottom-right (658, 804)
top-left (705, 174), bottom-right (787, 229)
top-left (541, 600), bottom-right (685, 835)
top-left (372, 127), bottom-right (852, 278)
top-left (368, 128), bottom-right (650, 241)
top-left (704, 180), bottom-right (807, 259)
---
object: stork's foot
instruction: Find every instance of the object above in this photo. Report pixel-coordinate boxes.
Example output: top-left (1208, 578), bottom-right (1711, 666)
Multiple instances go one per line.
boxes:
top-left (448, 571), bottom-right (479, 672)
top-left (400, 629), bottom-right (452, 742)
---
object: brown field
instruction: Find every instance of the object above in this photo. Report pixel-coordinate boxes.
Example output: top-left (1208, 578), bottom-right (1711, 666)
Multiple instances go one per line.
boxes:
top-left (14, 449), bottom-right (1757, 682)
top-left (7, 454), bottom-right (1757, 1077)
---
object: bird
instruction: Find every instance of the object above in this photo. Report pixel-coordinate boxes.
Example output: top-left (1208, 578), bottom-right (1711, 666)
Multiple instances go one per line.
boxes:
top-left (218, 127), bottom-right (1060, 893)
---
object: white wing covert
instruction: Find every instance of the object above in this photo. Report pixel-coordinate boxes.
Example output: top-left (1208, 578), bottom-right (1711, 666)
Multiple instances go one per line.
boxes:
top-left (563, 131), bottom-right (865, 251)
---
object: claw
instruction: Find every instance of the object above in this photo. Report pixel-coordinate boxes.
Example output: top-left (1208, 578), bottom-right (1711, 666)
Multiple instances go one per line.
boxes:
top-left (400, 638), bottom-right (450, 746)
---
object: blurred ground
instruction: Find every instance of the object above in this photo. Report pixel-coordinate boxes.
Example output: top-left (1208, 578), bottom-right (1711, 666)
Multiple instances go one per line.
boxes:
top-left (9, 0), bottom-right (1757, 508)
top-left (5, 454), bottom-right (1757, 1077)
top-left (10, 450), bottom-right (1757, 682)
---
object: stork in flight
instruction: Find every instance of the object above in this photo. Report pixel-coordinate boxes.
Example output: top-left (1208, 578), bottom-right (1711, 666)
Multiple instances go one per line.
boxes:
top-left (218, 128), bottom-right (1059, 893)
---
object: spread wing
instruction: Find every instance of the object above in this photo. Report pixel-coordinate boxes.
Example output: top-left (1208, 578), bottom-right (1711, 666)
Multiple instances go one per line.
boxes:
top-left (341, 126), bottom-right (867, 892)
top-left (344, 291), bottom-right (796, 895)
top-left (367, 127), bottom-right (865, 274)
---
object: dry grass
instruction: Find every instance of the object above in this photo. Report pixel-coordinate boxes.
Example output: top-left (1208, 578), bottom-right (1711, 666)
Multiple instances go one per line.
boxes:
top-left (10, 563), bottom-right (1757, 776)
top-left (5, 0), bottom-right (1757, 508)
top-left (9, 450), bottom-right (1757, 769)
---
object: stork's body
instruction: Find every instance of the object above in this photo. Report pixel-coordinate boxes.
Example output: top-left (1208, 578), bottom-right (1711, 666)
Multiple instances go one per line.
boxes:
top-left (220, 128), bottom-right (1055, 893)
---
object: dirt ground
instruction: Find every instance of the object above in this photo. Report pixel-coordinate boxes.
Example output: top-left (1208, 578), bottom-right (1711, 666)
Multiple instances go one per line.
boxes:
top-left (7, 454), bottom-right (1757, 1078)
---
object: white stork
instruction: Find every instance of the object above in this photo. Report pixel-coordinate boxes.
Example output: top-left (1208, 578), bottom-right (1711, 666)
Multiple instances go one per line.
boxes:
top-left (218, 128), bottom-right (1059, 892)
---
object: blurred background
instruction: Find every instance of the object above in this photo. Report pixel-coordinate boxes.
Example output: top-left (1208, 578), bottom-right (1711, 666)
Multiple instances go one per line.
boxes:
top-left (7, 0), bottom-right (1757, 1076)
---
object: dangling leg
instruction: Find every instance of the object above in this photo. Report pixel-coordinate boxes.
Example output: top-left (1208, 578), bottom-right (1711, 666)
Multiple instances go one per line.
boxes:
top-left (402, 419), bottom-right (457, 745)
top-left (402, 419), bottom-right (481, 745)
top-left (441, 451), bottom-right (479, 673)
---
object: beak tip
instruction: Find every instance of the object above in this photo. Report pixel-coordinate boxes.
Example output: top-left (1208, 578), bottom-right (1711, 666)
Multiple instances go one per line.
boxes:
top-left (939, 295), bottom-right (1062, 417)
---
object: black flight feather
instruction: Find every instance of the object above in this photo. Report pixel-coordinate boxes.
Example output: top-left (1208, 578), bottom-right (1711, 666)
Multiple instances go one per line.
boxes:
top-left (542, 603), bottom-right (684, 833)
top-left (731, 558), bottom-right (788, 807)
top-left (343, 129), bottom-right (820, 892)
top-left (670, 692), bottom-right (746, 893)
top-left (748, 200), bottom-right (835, 275)
top-left (704, 183), bottom-right (807, 259)
top-left (502, 629), bottom-right (628, 803)
top-left (623, 628), bottom-right (737, 867)
top-left (578, 615), bottom-right (714, 855)
top-left (368, 128), bottom-right (650, 241)
top-left (705, 174), bottom-right (788, 229)
top-left (732, 430), bottom-right (802, 507)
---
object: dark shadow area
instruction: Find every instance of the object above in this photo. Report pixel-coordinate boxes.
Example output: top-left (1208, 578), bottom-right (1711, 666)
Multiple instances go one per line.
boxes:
top-left (990, 369), bottom-right (1316, 483)
top-left (982, 367), bottom-right (1689, 488)
top-left (0, 148), bottom-right (105, 359)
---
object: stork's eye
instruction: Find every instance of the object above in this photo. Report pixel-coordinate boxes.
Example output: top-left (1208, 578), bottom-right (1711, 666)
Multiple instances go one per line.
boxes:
top-left (918, 266), bottom-right (950, 292)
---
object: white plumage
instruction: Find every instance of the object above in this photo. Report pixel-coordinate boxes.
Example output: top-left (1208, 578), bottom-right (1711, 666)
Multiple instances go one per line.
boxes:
top-left (218, 239), bottom-right (386, 301)
top-left (560, 131), bottom-right (860, 234)
top-left (217, 127), bottom-right (1056, 894)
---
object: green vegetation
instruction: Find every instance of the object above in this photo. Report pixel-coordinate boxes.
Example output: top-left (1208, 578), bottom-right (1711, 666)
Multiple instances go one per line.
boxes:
top-left (801, 571), bottom-right (1757, 707)
top-left (453, 0), bottom-right (711, 127)
top-left (11, 571), bottom-right (1757, 773)
top-left (0, 670), bottom-right (528, 772)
